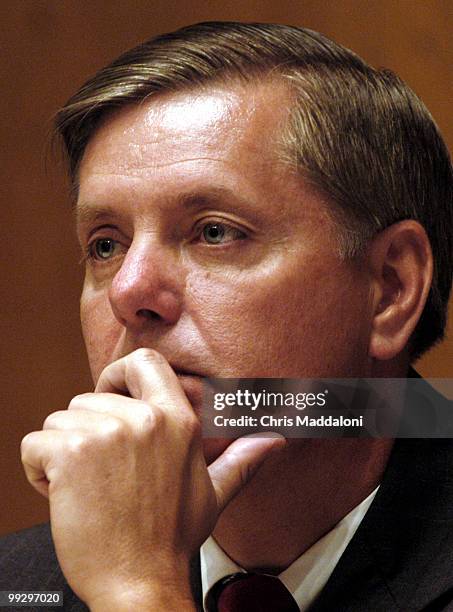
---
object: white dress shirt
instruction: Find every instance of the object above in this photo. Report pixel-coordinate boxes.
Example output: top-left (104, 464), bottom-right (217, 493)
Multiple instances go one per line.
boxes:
top-left (200, 486), bottom-right (378, 611)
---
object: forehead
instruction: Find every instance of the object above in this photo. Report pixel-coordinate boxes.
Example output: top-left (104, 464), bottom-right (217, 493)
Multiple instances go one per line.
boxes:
top-left (76, 80), bottom-right (333, 235)
top-left (78, 80), bottom-right (292, 183)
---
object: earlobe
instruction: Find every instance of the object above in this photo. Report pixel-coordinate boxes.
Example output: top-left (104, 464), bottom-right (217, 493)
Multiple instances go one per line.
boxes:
top-left (368, 221), bottom-right (433, 361)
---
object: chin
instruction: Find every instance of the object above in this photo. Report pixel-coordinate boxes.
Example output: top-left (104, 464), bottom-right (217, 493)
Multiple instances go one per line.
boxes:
top-left (176, 375), bottom-right (233, 464)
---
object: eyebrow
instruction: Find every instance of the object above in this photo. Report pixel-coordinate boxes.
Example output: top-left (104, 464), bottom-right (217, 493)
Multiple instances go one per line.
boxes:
top-left (75, 203), bottom-right (119, 228)
top-left (75, 186), bottom-right (261, 227)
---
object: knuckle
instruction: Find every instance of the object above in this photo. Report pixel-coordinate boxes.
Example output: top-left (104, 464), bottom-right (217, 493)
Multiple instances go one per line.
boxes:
top-left (238, 461), bottom-right (253, 486)
top-left (224, 448), bottom-right (252, 487)
top-left (66, 432), bottom-right (89, 457)
top-left (42, 411), bottom-right (63, 429)
top-left (123, 400), bottom-right (169, 440)
top-left (68, 393), bottom-right (92, 411)
top-left (137, 402), bottom-right (164, 434)
top-left (42, 414), bottom-right (53, 430)
top-left (20, 432), bottom-right (33, 458)
top-left (181, 413), bottom-right (202, 439)
top-left (100, 415), bottom-right (128, 442)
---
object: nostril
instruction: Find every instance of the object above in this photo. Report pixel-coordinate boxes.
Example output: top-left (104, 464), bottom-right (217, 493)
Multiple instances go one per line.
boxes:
top-left (136, 309), bottom-right (161, 321)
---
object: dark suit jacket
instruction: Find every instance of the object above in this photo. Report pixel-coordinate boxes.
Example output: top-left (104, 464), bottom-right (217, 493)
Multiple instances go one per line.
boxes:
top-left (1, 382), bottom-right (453, 611)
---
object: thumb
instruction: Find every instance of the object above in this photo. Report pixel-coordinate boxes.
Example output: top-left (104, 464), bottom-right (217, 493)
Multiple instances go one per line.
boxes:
top-left (208, 433), bottom-right (286, 512)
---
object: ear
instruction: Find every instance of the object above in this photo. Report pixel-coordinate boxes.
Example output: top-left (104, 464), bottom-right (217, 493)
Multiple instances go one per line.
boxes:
top-left (368, 220), bottom-right (433, 361)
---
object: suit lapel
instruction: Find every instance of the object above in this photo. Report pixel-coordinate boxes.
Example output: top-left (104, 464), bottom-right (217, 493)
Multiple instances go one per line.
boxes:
top-left (311, 433), bottom-right (453, 611)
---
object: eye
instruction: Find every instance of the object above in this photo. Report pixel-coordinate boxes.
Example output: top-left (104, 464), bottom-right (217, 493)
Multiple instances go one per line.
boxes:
top-left (89, 238), bottom-right (121, 260)
top-left (200, 222), bottom-right (246, 245)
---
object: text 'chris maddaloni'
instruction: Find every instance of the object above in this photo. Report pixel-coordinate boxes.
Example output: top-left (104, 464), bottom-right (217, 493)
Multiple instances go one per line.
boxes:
top-left (203, 386), bottom-right (366, 437)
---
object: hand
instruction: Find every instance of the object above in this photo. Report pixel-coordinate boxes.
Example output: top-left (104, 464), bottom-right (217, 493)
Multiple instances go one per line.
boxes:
top-left (21, 348), bottom-right (285, 610)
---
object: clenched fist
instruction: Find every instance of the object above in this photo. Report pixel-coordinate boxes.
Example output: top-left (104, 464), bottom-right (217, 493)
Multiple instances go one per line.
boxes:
top-left (21, 349), bottom-right (285, 610)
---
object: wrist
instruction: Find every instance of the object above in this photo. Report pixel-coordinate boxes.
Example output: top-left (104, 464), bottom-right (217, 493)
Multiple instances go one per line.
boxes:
top-left (89, 589), bottom-right (197, 612)
top-left (87, 561), bottom-right (197, 612)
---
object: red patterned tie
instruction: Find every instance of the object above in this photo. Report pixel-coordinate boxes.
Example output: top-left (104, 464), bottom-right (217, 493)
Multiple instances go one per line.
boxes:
top-left (206, 572), bottom-right (299, 612)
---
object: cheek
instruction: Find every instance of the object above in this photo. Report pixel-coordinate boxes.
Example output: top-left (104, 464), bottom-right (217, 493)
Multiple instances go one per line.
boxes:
top-left (80, 286), bottom-right (123, 383)
top-left (272, 264), bottom-right (371, 375)
top-left (187, 256), bottom-right (370, 377)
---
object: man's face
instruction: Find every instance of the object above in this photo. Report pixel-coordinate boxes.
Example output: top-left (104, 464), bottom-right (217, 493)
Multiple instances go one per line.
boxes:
top-left (77, 81), bottom-right (373, 460)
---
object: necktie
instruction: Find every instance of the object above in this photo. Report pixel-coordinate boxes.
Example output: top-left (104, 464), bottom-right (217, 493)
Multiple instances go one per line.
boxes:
top-left (206, 572), bottom-right (299, 612)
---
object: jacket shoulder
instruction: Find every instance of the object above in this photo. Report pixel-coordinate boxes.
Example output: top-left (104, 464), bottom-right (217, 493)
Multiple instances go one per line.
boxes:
top-left (0, 523), bottom-right (87, 611)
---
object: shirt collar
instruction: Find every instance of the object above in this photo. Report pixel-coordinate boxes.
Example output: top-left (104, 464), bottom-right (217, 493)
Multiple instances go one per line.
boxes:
top-left (200, 486), bottom-right (378, 611)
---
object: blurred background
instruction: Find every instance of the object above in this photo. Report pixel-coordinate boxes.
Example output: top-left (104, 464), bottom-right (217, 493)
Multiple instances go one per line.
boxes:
top-left (1, 1), bottom-right (452, 536)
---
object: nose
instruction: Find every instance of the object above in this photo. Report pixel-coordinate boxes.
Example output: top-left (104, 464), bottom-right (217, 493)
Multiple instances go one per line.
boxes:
top-left (108, 238), bottom-right (184, 330)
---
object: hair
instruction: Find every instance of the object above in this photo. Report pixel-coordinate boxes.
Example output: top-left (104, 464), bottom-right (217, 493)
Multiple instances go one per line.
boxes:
top-left (54, 21), bottom-right (453, 360)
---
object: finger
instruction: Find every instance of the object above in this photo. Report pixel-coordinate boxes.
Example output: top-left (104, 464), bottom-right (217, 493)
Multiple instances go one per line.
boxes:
top-left (48, 395), bottom-right (167, 440)
top-left (95, 348), bottom-right (193, 420)
top-left (21, 430), bottom-right (71, 498)
top-left (208, 433), bottom-right (286, 512)
top-left (68, 392), bottom-right (151, 424)
top-left (43, 407), bottom-right (123, 433)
